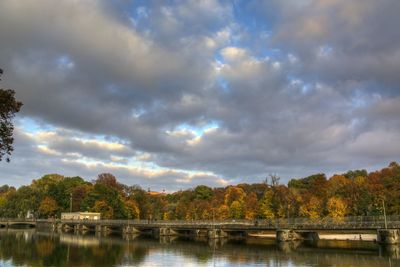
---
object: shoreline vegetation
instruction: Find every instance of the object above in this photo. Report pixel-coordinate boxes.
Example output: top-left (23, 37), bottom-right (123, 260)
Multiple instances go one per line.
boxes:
top-left (0, 162), bottom-right (399, 222)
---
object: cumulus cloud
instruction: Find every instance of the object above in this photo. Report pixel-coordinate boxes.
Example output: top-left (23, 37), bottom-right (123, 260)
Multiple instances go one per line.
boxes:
top-left (0, 0), bottom-right (399, 188)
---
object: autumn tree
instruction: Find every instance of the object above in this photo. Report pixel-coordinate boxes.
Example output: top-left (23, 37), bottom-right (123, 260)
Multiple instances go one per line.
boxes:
top-left (39, 197), bottom-right (58, 218)
top-left (299, 196), bottom-right (322, 220)
top-left (0, 68), bottom-right (22, 162)
top-left (244, 192), bottom-right (258, 220)
top-left (81, 181), bottom-right (127, 219)
top-left (327, 175), bottom-right (350, 197)
top-left (126, 185), bottom-right (150, 219)
top-left (224, 186), bottom-right (246, 206)
top-left (71, 184), bottom-right (92, 211)
top-left (96, 173), bottom-right (123, 192)
top-left (224, 186), bottom-right (246, 219)
top-left (93, 200), bottom-right (113, 219)
top-left (215, 204), bottom-right (229, 220)
top-left (229, 200), bottom-right (244, 219)
top-left (259, 189), bottom-right (275, 219)
top-left (327, 196), bottom-right (347, 221)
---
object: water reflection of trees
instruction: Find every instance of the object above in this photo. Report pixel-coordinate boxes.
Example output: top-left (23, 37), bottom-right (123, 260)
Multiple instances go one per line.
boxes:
top-left (0, 230), bottom-right (398, 266)
top-left (0, 230), bottom-right (148, 267)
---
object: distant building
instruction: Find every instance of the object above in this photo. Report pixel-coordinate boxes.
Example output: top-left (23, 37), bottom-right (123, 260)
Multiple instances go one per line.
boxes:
top-left (61, 212), bottom-right (101, 220)
top-left (147, 187), bottom-right (166, 196)
top-left (147, 191), bottom-right (165, 196)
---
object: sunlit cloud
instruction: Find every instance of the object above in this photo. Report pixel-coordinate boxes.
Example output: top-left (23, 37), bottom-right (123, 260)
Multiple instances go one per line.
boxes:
top-left (0, 0), bottom-right (399, 189)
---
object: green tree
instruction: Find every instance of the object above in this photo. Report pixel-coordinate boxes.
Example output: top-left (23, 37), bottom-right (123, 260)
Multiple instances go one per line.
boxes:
top-left (194, 185), bottom-right (213, 200)
top-left (47, 176), bottom-right (87, 213)
top-left (2, 186), bottom-right (41, 218)
top-left (0, 68), bottom-right (23, 162)
top-left (81, 182), bottom-right (127, 219)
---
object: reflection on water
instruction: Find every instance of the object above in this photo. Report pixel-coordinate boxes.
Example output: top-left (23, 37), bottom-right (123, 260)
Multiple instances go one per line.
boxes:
top-left (0, 229), bottom-right (399, 267)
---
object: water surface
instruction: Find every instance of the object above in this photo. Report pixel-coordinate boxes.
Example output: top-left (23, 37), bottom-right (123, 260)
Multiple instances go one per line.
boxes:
top-left (0, 230), bottom-right (399, 267)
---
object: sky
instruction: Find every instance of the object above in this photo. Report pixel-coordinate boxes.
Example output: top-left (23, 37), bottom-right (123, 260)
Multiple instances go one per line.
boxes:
top-left (0, 0), bottom-right (399, 191)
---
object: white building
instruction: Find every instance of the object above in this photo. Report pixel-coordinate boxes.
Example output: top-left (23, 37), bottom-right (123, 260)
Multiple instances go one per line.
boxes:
top-left (61, 212), bottom-right (101, 220)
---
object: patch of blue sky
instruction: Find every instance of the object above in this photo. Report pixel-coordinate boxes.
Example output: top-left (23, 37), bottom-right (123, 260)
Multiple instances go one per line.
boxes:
top-left (216, 76), bottom-right (230, 93)
top-left (350, 93), bottom-right (368, 109)
top-left (301, 84), bottom-right (313, 94)
top-left (232, 0), bottom-right (272, 34)
top-left (259, 47), bottom-right (282, 61)
top-left (231, 0), bottom-right (280, 59)
top-left (17, 117), bottom-right (56, 134)
top-left (88, 133), bottom-right (129, 146)
top-left (19, 116), bottom-right (129, 146)
top-left (318, 45), bottom-right (334, 58)
top-left (56, 55), bottom-right (74, 70)
top-left (214, 52), bottom-right (224, 63)
top-left (176, 121), bottom-right (219, 137)
top-left (132, 106), bottom-right (146, 118)
top-left (286, 75), bottom-right (315, 94)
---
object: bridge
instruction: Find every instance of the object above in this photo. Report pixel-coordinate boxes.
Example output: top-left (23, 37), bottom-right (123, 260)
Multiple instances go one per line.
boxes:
top-left (2, 215), bottom-right (400, 244)
top-left (0, 219), bottom-right (36, 228)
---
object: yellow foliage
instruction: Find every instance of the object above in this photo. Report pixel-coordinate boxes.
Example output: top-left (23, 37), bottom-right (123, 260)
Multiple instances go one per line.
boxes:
top-left (39, 196), bottom-right (58, 217)
top-left (259, 190), bottom-right (275, 219)
top-left (125, 199), bottom-right (140, 219)
top-left (245, 210), bottom-right (256, 220)
top-left (229, 200), bottom-right (244, 219)
top-left (224, 186), bottom-right (246, 206)
top-left (327, 196), bottom-right (347, 221)
top-left (299, 196), bottom-right (321, 220)
top-left (216, 204), bottom-right (229, 220)
top-left (163, 211), bottom-right (174, 220)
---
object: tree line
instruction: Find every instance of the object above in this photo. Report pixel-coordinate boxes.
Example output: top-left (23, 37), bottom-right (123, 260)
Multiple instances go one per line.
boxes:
top-left (0, 162), bottom-right (399, 220)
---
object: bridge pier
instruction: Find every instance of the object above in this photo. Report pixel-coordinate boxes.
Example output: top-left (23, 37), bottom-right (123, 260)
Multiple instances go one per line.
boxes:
top-left (123, 225), bottom-right (140, 234)
top-left (195, 229), bottom-right (208, 238)
top-left (62, 224), bottom-right (73, 232)
top-left (95, 225), bottom-right (114, 233)
top-left (159, 227), bottom-right (179, 236)
top-left (73, 224), bottom-right (85, 232)
top-left (276, 229), bottom-right (319, 242)
top-left (276, 229), bottom-right (302, 242)
top-left (208, 229), bottom-right (228, 239)
top-left (377, 229), bottom-right (400, 244)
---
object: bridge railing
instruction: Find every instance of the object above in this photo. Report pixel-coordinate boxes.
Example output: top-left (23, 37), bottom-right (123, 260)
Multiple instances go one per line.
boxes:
top-left (4, 215), bottom-right (400, 229)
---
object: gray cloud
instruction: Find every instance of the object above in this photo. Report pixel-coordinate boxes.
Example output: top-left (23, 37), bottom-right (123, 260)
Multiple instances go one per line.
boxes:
top-left (249, 0), bottom-right (400, 92)
top-left (0, 0), bottom-right (399, 188)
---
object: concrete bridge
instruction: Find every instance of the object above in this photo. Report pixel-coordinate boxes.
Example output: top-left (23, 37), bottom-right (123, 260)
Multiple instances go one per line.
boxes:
top-left (0, 219), bottom-right (36, 228)
top-left (3, 215), bottom-right (400, 244)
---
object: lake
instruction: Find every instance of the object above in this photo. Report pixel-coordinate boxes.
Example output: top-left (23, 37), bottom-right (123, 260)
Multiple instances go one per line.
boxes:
top-left (0, 229), bottom-right (399, 266)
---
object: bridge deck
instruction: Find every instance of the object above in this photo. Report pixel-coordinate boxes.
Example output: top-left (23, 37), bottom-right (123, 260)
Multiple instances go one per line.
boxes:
top-left (45, 216), bottom-right (400, 230)
top-left (1, 215), bottom-right (399, 231)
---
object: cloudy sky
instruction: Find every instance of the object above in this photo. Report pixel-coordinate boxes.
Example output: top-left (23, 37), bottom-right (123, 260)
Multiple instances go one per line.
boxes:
top-left (0, 0), bottom-right (399, 190)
